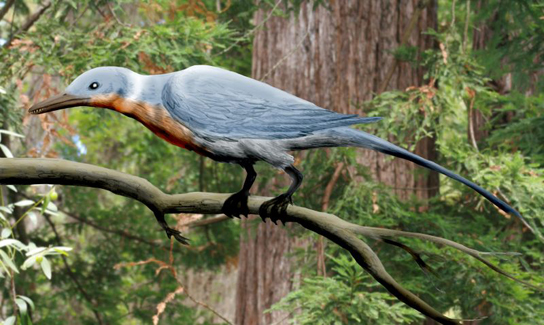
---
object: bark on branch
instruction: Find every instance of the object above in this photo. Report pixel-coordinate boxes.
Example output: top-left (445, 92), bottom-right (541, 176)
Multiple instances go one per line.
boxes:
top-left (0, 158), bottom-right (539, 325)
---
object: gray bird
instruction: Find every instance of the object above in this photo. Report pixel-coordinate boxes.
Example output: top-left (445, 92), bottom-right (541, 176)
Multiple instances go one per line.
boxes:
top-left (29, 65), bottom-right (532, 243)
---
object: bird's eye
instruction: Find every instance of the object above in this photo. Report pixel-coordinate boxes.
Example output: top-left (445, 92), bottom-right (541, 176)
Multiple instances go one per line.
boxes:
top-left (89, 82), bottom-right (100, 90)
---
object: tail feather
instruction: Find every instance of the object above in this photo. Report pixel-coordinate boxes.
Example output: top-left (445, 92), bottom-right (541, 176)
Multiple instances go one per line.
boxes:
top-left (332, 128), bottom-right (533, 232)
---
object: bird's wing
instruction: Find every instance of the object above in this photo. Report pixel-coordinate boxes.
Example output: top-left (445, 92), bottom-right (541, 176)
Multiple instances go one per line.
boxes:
top-left (162, 65), bottom-right (381, 140)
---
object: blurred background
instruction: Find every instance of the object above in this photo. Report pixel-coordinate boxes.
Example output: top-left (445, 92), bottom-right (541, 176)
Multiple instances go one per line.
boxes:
top-left (0, 0), bottom-right (542, 324)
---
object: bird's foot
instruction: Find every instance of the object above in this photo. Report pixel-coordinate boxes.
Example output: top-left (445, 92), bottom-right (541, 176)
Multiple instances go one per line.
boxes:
top-left (153, 210), bottom-right (190, 245)
top-left (164, 227), bottom-right (190, 245)
top-left (259, 194), bottom-right (292, 225)
top-left (222, 191), bottom-right (250, 219)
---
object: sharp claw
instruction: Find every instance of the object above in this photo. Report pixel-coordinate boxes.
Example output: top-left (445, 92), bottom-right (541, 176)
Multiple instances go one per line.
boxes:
top-left (222, 191), bottom-right (250, 219)
top-left (259, 194), bottom-right (292, 225)
top-left (164, 227), bottom-right (190, 245)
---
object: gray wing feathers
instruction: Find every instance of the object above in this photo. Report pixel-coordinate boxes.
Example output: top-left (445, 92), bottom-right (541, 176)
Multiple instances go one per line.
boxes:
top-left (162, 66), bottom-right (381, 140)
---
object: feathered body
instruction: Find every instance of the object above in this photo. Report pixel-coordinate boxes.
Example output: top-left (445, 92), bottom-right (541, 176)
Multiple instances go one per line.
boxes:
top-left (29, 65), bottom-right (533, 237)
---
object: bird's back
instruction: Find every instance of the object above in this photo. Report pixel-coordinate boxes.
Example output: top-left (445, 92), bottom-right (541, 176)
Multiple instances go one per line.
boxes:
top-left (162, 65), bottom-right (381, 141)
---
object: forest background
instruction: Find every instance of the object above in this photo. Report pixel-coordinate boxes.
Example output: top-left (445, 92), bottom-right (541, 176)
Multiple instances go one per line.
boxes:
top-left (0, 0), bottom-right (542, 324)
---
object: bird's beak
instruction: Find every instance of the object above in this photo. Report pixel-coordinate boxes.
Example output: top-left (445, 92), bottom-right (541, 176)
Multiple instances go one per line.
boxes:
top-left (29, 93), bottom-right (91, 115)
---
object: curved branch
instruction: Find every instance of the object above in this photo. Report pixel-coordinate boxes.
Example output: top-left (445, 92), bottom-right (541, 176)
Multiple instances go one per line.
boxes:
top-left (0, 158), bottom-right (539, 324)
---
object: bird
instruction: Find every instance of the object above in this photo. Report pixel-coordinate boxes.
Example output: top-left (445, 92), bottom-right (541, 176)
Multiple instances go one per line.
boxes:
top-left (28, 65), bottom-right (533, 243)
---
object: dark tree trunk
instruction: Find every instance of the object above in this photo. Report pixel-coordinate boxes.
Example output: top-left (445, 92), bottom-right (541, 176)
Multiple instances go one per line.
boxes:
top-left (235, 1), bottom-right (438, 324)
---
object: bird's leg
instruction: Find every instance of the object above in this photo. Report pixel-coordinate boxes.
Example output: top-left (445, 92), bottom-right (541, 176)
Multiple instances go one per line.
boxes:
top-left (222, 163), bottom-right (257, 218)
top-left (153, 210), bottom-right (190, 245)
top-left (259, 165), bottom-right (303, 224)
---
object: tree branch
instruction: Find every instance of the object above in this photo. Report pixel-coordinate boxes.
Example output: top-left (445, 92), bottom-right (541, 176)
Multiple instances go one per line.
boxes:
top-left (0, 158), bottom-right (539, 325)
top-left (4, 0), bottom-right (52, 48)
top-left (0, 0), bottom-right (15, 22)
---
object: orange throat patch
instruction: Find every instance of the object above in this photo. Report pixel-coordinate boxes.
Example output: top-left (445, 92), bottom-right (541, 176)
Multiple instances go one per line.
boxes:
top-left (90, 94), bottom-right (209, 156)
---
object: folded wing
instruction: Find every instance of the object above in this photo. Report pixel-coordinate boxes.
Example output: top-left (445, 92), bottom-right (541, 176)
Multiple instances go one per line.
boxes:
top-left (162, 65), bottom-right (381, 140)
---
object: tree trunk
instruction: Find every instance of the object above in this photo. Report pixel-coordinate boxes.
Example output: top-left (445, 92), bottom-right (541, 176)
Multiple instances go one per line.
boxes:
top-left (235, 1), bottom-right (438, 324)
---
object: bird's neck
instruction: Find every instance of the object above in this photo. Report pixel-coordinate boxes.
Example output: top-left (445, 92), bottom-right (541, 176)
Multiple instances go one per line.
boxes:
top-left (89, 72), bottom-right (172, 113)
top-left (126, 73), bottom-right (171, 105)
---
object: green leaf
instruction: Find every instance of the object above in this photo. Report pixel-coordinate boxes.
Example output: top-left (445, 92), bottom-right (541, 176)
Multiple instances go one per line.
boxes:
top-left (15, 298), bottom-right (27, 314)
top-left (26, 247), bottom-right (46, 256)
top-left (0, 250), bottom-right (18, 274)
top-left (17, 295), bottom-right (35, 311)
top-left (41, 195), bottom-right (50, 215)
top-left (4, 315), bottom-right (16, 325)
top-left (21, 256), bottom-right (37, 270)
top-left (0, 239), bottom-right (25, 250)
top-left (0, 207), bottom-right (12, 214)
top-left (0, 144), bottom-right (13, 158)
top-left (0, 130), bottom-right (24, 138)
top-left (1, 228), bottom-right (11, 239)
top-left (41, 257), bottom-right (52, 279)
top-left (14, 200), bottom-right (34, 207)
top-left (6, 185), bottom-right (17, 193)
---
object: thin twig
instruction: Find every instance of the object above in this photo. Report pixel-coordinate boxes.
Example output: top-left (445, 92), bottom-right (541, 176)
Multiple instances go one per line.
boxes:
top-left (214, 0), bottom-right (283, 57)
top-left (451, 0), bottom-right (456, 26)
top-left (378, 0), bottom-right (429, 94)
top-left (463, 0), bottom-right (470, 53)
top-left (318, 162), bottom-right (345, 276)
top-left (322, 162), bottom-right (344, 211)
top-left (0, 0), bottom-right (15, 21)
top-left (260, 28), bottom-right (310, 82)
top-left (467, 96), bottom-right (479, 151)
top-left (19, 192), bottom-right (182, 253)
top-left (187, 214), bottom-right (229, 228)
top-left (43, 215), bottom-right (105, 325)
top-left (3, 0), bottom-right (52, 48)
top-left (107, 2), bottom-right (130, 27)
top-left (184, 289), bottom-right (233, 324)
top-left (9, 272), bottom-right (17, 316)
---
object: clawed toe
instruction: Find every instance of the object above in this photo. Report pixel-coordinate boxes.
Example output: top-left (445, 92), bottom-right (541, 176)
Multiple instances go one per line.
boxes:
top-left (222, 191), bottom-right (250, 218)
top-left (259, 194), bottom-right (292, 224)
top-left (165, 227), bottom-right (190, 245)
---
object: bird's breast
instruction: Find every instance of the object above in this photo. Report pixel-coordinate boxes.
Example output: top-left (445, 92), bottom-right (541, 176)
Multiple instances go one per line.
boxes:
top-left (90, 94), bottom-right (210, 156)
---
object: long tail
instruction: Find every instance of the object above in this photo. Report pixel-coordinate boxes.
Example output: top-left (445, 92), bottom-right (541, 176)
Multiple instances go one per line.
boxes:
top-left (326, 127), bottom-right (533, 232)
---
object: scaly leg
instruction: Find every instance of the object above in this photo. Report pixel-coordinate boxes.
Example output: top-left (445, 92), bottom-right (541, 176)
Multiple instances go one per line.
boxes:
top-left (259, 165), bottom-right (303, 224)
top-left (153, 210), bottom-right (190, 245)
top-left (222, 163), bottom-right (257, 218)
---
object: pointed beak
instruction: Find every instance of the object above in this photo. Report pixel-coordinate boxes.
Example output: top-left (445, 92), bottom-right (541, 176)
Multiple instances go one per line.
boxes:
top-left (29, 93), bottom-right (91, 115)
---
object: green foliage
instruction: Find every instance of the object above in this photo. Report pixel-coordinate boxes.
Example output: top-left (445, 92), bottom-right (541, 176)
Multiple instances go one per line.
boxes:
top-left (269, 254), bottom-right (424, 324)
top-left (0, 144), bottom-right (72, 324)
top-left (0, 0), bottom-right (542, 324)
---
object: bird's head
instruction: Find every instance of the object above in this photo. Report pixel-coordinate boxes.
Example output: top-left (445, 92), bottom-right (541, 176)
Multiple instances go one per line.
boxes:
top-left (29, 67), bottom-right (134, 115)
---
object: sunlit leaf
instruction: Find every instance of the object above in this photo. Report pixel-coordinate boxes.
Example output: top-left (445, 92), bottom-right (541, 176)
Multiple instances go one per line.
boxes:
top-left (0, 239), bottom-right (26, 250)
top-left (0, 144), bottom-right (13, 158)
top-left (0, 130), bottom-right (24, 138)
top-left (4, 315), bottom-right (16, 325)
top-left (26, 247), bottom-right (46, 256)
top-left (0, 250), bottom-right (18, 273)
top-left (1, 228), bottom-right (11, 239)
top-left (41, 257), bottom-right (52, 279)
top-left (0, 207), bottom-right (12, 214)
top-left (15, 298), bottom-right (27, 314)
top-left (17, 295), bottom-right (35, 311)
top-left (21, 256), bottom-right (37, 270)
top-left (14, 200), bottom-right (34, 207)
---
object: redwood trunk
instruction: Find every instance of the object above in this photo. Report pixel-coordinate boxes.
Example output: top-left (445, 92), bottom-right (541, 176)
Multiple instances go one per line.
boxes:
top-left (235, 1), bottom-right (438, 324)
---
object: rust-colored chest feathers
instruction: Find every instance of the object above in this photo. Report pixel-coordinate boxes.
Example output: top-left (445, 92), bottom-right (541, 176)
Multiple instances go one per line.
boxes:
top-left (90, 94), bottom-right (208, 156)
